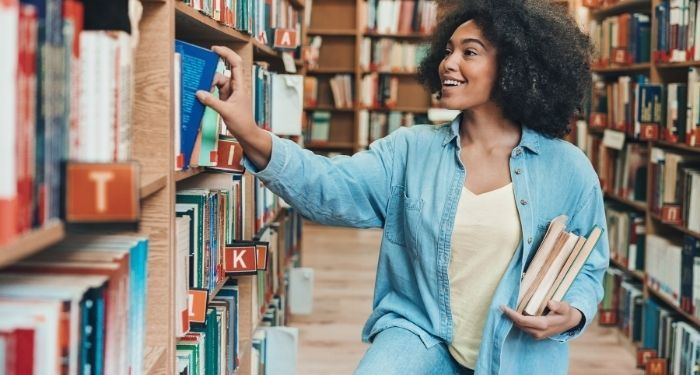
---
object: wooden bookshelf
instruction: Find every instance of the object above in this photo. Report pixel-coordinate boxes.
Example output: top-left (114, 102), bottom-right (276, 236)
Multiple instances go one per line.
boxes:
top-left (304, 106), bottom-right (355, 112)
top-left (590, 0), bottom-right (651, 19)
top-left (174, 167), bottom-right (204, 182)
top-left (0, 221), bottom-right (65, 268)
top-left (174, 2), bottom-right (249, 44)
top-left (656, 60), bottom-right (700, 69)
top-left (650, 213), bottom-right (700, 240)
top-left (209, 277), bottom-right (229, 303)
top-left (307, 28), bottom-right (356, 36)
top-left (363, 31), bottom-right (430, 39)
top-left (140, 174), bottom-right (168, 200)
top-left (647, 286), bottom-right (700, 327)
top-left (362, 70), bottom-right (419, 76)
top-left (609, 257), bottom-right (645, 282)
top-left (604, 192), bottom-right (647, 212)
top-left (653, 139), bottom-right (700, 153)
top-left (144, 346), bottom-right (167, 375)
top-left (591, 62), bottom-right (652, 74)
top-left (307, 67), bottom-right (356, 74)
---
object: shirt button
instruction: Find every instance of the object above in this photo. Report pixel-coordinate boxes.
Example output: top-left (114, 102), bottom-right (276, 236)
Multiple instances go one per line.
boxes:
top-left (514, 168), bottom-right (523, 175)
top-left (513, 147), bottom-right (523, 157)
top-left (520, 199), bottom-right (528, 205)
top-left (527, 237), bottom-right (532, 244)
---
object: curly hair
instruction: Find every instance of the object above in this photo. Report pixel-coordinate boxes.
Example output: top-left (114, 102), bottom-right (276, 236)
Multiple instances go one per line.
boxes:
top-left (418, 0), bottom-right (592, 138)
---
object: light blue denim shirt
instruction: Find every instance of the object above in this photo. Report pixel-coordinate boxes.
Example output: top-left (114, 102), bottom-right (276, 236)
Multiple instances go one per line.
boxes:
top-left (243, 115), bottom-right (609, 374)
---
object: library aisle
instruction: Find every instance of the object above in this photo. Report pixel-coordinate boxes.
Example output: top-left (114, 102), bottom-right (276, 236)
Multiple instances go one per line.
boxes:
top-left (291, 224), bottom-right (643, 375)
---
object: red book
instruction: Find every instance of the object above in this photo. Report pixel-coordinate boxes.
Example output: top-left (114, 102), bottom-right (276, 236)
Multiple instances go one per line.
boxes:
top-left (14, 328), bottom-right (35, 375)
top-left (16, 4), bottom-right (37, 235)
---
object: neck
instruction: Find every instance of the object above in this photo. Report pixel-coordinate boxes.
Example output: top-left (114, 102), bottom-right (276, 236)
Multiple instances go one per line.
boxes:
top-left (459, 103), bottom-right (521, 151)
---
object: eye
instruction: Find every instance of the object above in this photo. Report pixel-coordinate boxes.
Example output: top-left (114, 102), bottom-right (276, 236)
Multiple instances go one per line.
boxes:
top-left (444, 49), bottom-right (452, 57)
top-left (463, 49), bottom-right (478, 57)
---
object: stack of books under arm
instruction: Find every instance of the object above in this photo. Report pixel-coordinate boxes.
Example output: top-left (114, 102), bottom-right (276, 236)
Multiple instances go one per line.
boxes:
top-left (516, 215), bottom-right (603, 316)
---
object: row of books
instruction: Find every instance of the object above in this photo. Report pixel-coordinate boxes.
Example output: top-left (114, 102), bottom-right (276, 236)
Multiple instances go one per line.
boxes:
top-left (363, 0), bottom-right (436, 35)
top-left (645, 234), bottom-right (700, 316)
top-left (606, 205), bottom-right (646, 272)
top-left (0, 235), bottom-right (149, 374)
top-left (358, 110), bottom-right (425, 148)
top-left (174, 41), bottom-right (303, 170)
top-left (589, 13), bottom-right (651, 67)
top-left (655, 0), bottom-right (700, 63)
top-left (359, 37), bottom-right (429, 73)
top-left (600, 272), bottom-right (700, 375)
top-left (177, 278), bottom-right (241, 375)
top-left (301, 75), bottom-right (354, 110)
top-left (360, 73), bottom-right (399, 109)
top-left (516, 216), bottom-right (603, 316)
top-left (587, 139), bottom-right (649, 202)
top-left (588, 72), bottom-right (700, 145)
top-left (251, 325), bottom-right (298, 375)
top-left (650, 147), bottom-right (700, 233)
top-left (1, 0), bottom-right (136, 244)
top-left (304, 111), bottom-right (333, 143)
top-left (181, 0), bottom-right (302, 50)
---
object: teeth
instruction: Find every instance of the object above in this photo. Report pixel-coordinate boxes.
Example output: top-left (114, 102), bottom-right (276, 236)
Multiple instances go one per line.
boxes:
top-left (443, 79), bottom-right (465, 86)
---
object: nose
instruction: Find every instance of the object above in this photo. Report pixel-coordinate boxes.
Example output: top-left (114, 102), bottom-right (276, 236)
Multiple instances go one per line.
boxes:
top-left (441, 52), bottom-right (459, 73)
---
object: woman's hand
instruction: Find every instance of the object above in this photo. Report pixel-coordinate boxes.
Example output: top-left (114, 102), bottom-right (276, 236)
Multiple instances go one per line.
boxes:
top-left (196, 46), bottom-right (255, 137)
top-left (196, 46), bottom-right (272, 170)
top-left (500, 301), bottom-right (583, 340)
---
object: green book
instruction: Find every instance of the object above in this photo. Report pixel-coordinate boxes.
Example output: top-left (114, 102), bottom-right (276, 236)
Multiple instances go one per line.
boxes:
top-left (198, 60), bottom-right (227, 167)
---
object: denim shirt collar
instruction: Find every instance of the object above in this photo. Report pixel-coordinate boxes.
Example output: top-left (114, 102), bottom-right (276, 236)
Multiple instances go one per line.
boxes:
top-left (441, 113), bottom-right (541, 155)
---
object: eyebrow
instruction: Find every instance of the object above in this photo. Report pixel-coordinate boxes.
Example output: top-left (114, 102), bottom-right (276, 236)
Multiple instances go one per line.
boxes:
top-left (447, 37), bottom-right (487, 49)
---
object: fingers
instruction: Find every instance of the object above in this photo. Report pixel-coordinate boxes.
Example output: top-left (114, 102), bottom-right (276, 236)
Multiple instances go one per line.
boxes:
top-left (212, 72), bottom-right (232, 99)
top-left (501, 306), bottom-right (548, 330)
top-left (212, 46), bottom-right (244, 93)
top-left (196, 90), bottom-right (228, 118)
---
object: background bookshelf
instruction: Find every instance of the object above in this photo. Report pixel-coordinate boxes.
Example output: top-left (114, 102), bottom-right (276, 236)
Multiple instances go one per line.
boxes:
top-left (1, 0), bottom-right (307, 373)
top-left (576, 0), bottom-right (700, 371)
top-left (302, 0), bottom-right (436, 154)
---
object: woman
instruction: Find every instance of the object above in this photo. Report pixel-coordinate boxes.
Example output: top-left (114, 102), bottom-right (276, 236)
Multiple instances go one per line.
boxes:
top-left (197, 0), bottom-right (609, 373)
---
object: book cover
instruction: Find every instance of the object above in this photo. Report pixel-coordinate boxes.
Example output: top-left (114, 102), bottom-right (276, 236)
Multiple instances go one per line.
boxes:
top-left (175, 40), bottom-right (220, 169)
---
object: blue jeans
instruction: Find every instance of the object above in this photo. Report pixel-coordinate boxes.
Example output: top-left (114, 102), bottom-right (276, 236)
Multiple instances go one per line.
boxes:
top-left (354, 327), bottom-right (475, 375)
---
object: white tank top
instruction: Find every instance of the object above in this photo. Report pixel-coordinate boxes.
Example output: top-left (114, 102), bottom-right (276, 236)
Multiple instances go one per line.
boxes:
top-left (448, 183), bottom-right (522, 369)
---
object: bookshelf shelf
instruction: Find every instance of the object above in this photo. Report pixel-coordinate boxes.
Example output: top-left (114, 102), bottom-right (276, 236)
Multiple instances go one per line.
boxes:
top-left (140, 174), bottom-right (168, 200)
top-left (252, 39), bottom-right (279, 58)
top-left (174, 168), bottom-right (204, 182)
top-left (655, 60), bottom-right (700, 69)
top-left (647, 285), bottom-right (700, 327)
top-left (289, 0), bottom-right (304, 9)
top-left (590, 0), bottom-right (651, 19)
top-left (604, 192), bottom-right (647, 212)
top-left (304, 106), bottom-right (355, 112)
top-left (209, 277), bottom-right (229, 303)
top-left (650, 213), bottom-right (700, 240)
top-left (144, 346), bottom-right (166, 375)
top-left (363, 31), bottom-right (430, 39)
top-left (362, 70), bottom-right (418, 76)
top-left (591, 63), bottom-right (652, 74)
top-left (304, 142), bottom-right (356, 150)
top-left (307, 68), bottom-right (355, 74)
top-left (0, 221), bottom-right (65, 268)
top-left (306, 28), bottom-right (356, 36)
top-left (609, 257), bottom-right (645, 281)
top-left (174, 2), bottom-right (249, 44)
top-left (363, 106), bottom-right (430, 113)
top-left (653, 140), bottom-right (700, 154)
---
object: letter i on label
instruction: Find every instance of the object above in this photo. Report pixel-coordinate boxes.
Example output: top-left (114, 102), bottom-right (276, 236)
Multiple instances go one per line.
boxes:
top-left (66, 162), bottom-right (140, 222)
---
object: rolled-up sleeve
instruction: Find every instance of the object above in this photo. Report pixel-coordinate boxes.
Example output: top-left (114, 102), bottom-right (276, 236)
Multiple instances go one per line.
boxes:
top-left (242, 131), bottom-right (397, 228)
top-left (549, 183), bottom-right (609, 342)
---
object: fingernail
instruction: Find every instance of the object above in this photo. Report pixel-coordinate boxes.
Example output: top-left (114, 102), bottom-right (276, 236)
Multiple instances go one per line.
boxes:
top-left (196, 90), bottom-right (209, 101)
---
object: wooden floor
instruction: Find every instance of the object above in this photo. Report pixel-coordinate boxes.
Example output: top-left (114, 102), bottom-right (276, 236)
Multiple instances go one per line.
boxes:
top-left (289, 224), bottom-right (643, 374)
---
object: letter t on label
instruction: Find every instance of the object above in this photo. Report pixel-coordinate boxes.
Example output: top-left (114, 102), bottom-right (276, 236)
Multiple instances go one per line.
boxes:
top-left (89, 171), bottom-right (115, 213)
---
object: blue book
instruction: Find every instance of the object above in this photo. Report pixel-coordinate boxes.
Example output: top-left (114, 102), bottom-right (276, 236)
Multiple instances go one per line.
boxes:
top-left (175, 40), bottom-right (220, 169)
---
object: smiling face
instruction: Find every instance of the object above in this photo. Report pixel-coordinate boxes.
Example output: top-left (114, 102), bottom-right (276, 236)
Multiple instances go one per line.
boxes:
top-left (438, 20), bottom-right (499, 111)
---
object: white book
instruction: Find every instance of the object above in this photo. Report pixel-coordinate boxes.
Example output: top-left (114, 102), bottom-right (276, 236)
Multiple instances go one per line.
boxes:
top-left (0, 0), bottom-right (18, 235)
top-left (174, 52), bottom-right (182, 170)
top-left (688, 171), bottom-right (700, 232)
top-left (524, 233), bottom-right (581, 316)
top-left (175, 216), bottom-right (191, 337)
top-left (517, 215), bottom-right (568, 305)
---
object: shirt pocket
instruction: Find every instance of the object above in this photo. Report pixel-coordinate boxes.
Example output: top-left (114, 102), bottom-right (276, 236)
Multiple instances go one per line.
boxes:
top-left (385, 185), bottom-right (424, 250)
